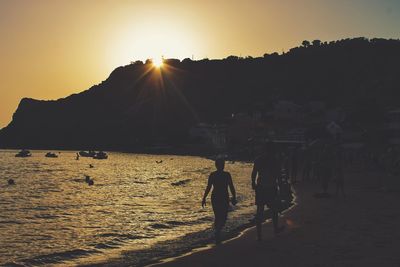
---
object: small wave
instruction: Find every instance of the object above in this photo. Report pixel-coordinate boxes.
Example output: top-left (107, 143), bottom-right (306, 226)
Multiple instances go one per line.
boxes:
top-left (9, 249), bottom-right (98, 266)
top-left (165, 220), bottom-right (187, 226)
top-left (150, 223), bottom-right (173, 229)
top-left (98, 233), bottom-right (150, 240)
top-left (153, 176), bottom-right (167, 180)
top-left (0, 220), bottom-right (24, 225)
top-left (34, 214), bottom-right (60, 219)
top-left (133, 181), bottom-right (148, 184)
top-left (171, 179), bottom-right (191, 186)
top-left (94, 242), bottom-right (120, 249)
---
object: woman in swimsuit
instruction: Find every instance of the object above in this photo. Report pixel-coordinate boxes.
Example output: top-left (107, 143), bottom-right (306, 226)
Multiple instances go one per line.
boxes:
top-left (202, 158), bottom-right (237, 244)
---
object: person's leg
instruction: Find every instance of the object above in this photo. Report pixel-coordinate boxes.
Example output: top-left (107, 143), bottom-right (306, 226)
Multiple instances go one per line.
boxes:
top-left (302, 164), bottom-right (307, 181)
top-left (303, 165), bottom-right (308, 181)
top-left (214, 202), bottom-right (229, 245)
top-left (272, 208), bottom-right (285, 234)
top-left (212, 202), bottom-right (221, 244)
top-left (256, 204), bottom-right (264, 241)
top-left (215, 227), bottom-right (221, 244)
top-left (270, 197), bottom-right (284, 234)
top-left (214, 211), bottom-right (223, 244)
top-left (272, 208), bottom-right (278, 231)
top-left (292, 163), bottom-right (297, 183)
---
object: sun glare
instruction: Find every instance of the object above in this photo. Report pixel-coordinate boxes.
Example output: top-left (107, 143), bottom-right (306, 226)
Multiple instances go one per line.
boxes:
top-left (109, 19), bottom-right (201, 68)
top-left (152, 57), bottom-right (164, 68)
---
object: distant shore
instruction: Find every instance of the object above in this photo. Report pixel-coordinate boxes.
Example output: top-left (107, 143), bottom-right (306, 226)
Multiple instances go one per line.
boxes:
top-left (0, 147), bottom-right (254, 163)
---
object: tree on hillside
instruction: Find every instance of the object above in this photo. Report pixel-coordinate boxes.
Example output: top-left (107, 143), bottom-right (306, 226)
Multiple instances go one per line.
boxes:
top-left (312, 39), bottom-right (321, 46)
top-left (302, 40), bottom-right (311, 48)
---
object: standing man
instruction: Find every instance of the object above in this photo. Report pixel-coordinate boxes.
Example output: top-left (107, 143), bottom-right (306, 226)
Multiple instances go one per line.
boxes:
top-left (290, 146), bottom-right (299, 183)
top-left (252, 142), bottom-right (284, 241)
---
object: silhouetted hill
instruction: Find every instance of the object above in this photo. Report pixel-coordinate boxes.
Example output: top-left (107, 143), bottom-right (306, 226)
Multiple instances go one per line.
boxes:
top-left (1, 37), bottom-right (399, 150)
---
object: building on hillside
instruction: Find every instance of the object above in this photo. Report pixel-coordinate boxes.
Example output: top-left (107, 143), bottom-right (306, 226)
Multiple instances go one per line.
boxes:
top-left (189, 123), bottom-right (227, 151)
top-left (273, 101), bottom-right (303, 120)
top-left (306, 101), bottom-right (326, 114)
top-left (326, 107), bottom-right (346, 123)
top-left (326, 121), bottom-right (343, 140)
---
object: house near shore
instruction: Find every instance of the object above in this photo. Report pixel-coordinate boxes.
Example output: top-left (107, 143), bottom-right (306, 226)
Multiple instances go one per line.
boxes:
top-left (273, 101), bottom-right (303, 121)
top-left (326, 121), bottom-right (343, 140)
top-left (189, 123), bottom-right (227, 151)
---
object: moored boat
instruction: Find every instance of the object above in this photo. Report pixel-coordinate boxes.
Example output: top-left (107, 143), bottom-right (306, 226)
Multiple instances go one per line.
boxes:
top-left (15, 149), bottom-right (32, 158)
top-left (45, 152), bottom-right (58, 158)
top-left (79, 151), bottom-right (96, 157)
top-left (93, 151), bottom-right (108, 160)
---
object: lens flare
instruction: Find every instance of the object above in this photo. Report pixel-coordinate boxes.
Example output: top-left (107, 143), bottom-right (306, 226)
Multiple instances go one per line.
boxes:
top-left (152, 57), bottom-right (164, 68)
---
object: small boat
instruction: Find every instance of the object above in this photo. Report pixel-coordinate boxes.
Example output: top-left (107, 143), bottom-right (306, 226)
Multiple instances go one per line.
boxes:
top-left (45, 152), bottom-right (58, 158)
top-left (79, 151), bottom-right (96, 157)
top-left (15, 149), bottom-right (32, 158)
top-left (156, 160), bottom-right (163, 164)
top-left (93, 151), bottom-right (108, 160)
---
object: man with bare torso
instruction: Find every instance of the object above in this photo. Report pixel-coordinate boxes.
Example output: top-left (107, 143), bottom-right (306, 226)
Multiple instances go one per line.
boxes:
top-left (252, 143), bottom-right (284, 241)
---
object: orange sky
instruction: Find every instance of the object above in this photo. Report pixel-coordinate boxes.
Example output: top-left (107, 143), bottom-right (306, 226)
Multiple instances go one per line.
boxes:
top-left (0, 0), bottom-right (399, 127)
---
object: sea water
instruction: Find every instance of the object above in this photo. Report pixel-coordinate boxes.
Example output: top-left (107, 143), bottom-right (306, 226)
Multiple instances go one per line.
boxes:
top-left (0, 150), bottom-right (256, 266)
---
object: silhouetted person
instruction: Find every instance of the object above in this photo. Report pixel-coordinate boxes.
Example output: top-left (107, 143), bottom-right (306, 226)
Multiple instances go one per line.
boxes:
top-left (333, 146), bottom-right (345, 197)
top-left (290, 147), bottom-right (299, 183)
top-left (320, 145), bottom-right (334, 196)
top-left (312, 150), bottom-right (322, 182)
top-left (252, 142), bottom-right (284, 241)
top-left (202, 158), bottom-right (237, 245)
top-left (76, 153), bottom-right (79, 160)
top-left (302, 148), bottom-right (313, 181)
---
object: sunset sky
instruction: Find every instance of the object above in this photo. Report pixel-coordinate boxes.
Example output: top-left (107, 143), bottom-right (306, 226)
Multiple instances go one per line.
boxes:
top-left (0, 0), bottom-right (399, 127)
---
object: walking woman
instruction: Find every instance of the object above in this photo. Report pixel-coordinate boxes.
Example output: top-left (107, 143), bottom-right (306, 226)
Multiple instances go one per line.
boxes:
top-left (202, 158), bottom-right (237, 244)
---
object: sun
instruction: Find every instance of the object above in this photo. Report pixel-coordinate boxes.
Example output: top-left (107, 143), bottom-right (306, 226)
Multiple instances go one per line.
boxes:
top-left (152, 57), bottom-right (164, 68)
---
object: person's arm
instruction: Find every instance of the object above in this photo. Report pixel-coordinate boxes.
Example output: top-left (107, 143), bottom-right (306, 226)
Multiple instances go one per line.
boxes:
top-left (251, 160), bottom-right (258, 190)
top-left (202, 175), bottom-right (212, 207)
top-left (228, 173), bottom-right (237, 205)
top-left (275, 157), bottom-right (283, 188)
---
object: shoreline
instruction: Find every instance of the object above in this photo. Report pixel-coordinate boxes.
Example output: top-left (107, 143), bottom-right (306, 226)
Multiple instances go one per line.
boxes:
top-left (148, 191), bottom-right (298, 267)
top-left (78, 186), bottom-right (296, 267)
top-left (150, 166), bottom-right (400, 267)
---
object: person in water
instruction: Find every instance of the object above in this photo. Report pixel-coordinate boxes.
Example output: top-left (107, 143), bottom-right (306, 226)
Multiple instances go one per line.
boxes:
top-left (252, 142), bottom-right (284, 241)
top-left (202, 158), bottom-right (237, 244)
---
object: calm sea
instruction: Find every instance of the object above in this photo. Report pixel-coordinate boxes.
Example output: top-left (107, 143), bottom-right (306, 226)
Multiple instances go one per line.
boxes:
top-left (0, 150), bottom-right (256, 266)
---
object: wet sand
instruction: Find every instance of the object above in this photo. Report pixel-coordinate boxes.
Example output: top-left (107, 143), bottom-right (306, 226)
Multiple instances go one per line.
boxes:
top-left (154, 167), bottom-right (400, 267)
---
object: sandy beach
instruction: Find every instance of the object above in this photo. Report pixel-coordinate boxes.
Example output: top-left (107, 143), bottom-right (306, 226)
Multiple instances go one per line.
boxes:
top-left (153, 166), bottom-right (400, 267)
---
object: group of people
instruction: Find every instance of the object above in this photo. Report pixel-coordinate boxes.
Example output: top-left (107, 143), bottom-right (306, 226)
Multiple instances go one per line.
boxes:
top-left (202, 140), bottom-right (349, 245)
top-left (286, 142), bottom-right (345, 197)
top-left (202, 142), bottom-right (288, 244)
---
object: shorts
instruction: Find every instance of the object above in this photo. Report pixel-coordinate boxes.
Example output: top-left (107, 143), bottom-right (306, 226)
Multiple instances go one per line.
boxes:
top-left (211, 195), bottom-right (229, 230)
top-left (255, 185), bottom-right (278, 207)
